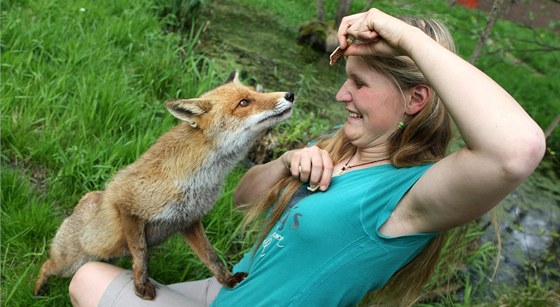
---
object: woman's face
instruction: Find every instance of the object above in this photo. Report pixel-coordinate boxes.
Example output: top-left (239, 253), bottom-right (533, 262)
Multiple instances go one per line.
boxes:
top-left (335, 56), bottom-right (405, 148)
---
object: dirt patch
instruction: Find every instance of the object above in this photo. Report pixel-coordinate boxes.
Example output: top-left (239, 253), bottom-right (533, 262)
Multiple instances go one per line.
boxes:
top-left (194, 0), bottom-right (346, 118)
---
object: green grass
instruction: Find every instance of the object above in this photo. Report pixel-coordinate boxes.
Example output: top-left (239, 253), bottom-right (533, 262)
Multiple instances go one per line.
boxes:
top-left (2, 0), bottom-right (559, 306)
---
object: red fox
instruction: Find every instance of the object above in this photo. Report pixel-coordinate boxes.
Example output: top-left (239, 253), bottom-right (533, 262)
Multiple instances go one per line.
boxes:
top-left (34, 71), bottom-right (295, 300)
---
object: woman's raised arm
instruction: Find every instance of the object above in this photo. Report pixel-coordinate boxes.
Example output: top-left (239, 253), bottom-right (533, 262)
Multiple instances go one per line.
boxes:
top-left (340, 9), bottom-right (546, 232)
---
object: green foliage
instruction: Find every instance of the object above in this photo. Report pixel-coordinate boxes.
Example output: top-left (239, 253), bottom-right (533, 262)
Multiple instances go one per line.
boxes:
top-left (494, 261), bottom-right (560, 306)
top-left (232, 0), bottom-right (324, 27)
top-left (1, 169), bottom-right (66, 304)
top-left (155, 0), bottom-right (206, 33)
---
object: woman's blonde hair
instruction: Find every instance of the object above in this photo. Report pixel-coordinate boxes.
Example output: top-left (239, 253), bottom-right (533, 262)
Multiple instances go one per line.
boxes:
top-left (243, 16), bottom-right (458, 306)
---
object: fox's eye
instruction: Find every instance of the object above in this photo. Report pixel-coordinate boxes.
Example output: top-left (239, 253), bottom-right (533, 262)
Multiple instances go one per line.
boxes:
top-left (238, 99), bottom-right (251, 107)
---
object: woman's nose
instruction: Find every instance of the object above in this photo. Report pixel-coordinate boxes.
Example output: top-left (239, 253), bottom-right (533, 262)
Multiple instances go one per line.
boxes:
top-left (335, 81), bottom-right (351, 103)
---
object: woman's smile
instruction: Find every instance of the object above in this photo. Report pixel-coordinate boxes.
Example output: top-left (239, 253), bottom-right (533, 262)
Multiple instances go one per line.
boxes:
top-left (348, 110), bottom-right (363, 119)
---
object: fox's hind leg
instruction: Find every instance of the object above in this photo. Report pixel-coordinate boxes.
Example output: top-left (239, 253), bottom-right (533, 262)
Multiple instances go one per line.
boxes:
top-left (182, 220), bottom-right (247, 288)
top-left (34, 191), bottom-right (104, 296)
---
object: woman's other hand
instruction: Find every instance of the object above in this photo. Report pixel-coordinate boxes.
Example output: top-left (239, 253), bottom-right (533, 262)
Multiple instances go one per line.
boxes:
top-left (283, 145), bottom-right (334, 192)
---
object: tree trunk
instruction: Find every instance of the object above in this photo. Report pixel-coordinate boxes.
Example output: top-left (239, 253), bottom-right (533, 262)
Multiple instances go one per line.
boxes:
top-left (316, 0), bottom-right (326, 22)
top-left (469, 0), bottom-right (507, 64)
top-left (334, 0), bottom-right (353, 28)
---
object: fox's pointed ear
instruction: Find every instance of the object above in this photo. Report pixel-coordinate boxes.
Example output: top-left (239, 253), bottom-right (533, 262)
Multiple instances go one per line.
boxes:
top-left (165, 99), bottom-right (212, 128)
top-left (225, 70), bottom-right (241, 84)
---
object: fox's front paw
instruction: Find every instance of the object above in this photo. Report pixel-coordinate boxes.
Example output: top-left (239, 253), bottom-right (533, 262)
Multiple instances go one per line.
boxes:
top-left (225, 272), bottom-right (248, 288)
top-left (134, 281), bottom-right (157, 300)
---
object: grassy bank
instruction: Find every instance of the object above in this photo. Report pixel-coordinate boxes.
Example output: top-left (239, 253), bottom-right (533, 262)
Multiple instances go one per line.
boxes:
top-left (2, 0), bottom-right (558, 306)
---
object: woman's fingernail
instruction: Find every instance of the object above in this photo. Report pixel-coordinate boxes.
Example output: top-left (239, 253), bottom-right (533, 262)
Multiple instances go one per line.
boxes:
top-left (307, 185), bottom-right (320, 192)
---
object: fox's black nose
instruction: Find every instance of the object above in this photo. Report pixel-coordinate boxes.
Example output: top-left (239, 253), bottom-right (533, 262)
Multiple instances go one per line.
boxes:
top-left (285, 92), bottom-right (295, 102)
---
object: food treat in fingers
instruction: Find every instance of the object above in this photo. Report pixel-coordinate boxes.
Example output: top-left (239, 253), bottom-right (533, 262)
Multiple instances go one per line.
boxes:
top-left (329, 37), bottom-right (354, 65)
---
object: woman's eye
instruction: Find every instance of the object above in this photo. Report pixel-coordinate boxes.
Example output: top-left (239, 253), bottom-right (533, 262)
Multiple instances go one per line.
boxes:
top-left (238, 99), bottom-right (251, 107)
top-left (355, 80), bottom-right (365, 88)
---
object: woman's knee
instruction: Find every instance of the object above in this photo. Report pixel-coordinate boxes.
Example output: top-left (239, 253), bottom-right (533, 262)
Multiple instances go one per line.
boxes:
top-left (69, 262), bottom-right (124, 307)
top-left (69, 262), bottom-right (94, 292)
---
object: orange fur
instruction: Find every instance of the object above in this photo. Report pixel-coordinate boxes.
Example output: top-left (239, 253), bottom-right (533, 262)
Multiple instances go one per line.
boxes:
top-left (34, 72), bottom-right (295, 300)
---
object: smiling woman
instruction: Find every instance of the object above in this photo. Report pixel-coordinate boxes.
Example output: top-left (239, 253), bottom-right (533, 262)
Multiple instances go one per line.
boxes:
top-left (223, 9), bottom-right (544, 306)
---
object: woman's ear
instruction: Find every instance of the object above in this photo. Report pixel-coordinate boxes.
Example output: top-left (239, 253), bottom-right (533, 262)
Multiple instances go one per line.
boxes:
top-left (405, 85), bottom-right (430, 115)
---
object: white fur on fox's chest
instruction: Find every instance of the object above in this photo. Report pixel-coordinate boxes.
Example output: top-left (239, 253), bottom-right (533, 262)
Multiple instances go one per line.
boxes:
top-left (151, 131), bottom-right (252, 225)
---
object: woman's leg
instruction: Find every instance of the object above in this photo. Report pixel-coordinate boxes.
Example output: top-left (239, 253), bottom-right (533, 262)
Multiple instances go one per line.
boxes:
top-left (69, 262), bottom-right (124, 307)
top-left (168, 277), bottom-right (222, 306)
top-left (69, 261), bottom-right (221, 307)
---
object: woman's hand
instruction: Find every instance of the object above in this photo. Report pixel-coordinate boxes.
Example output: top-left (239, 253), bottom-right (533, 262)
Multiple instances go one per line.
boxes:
top-left (234, 146), bottom-right (334, 206)
top-left (283, 145), bottom-right (334, 192)
top-left (337, 8), bottom-right (413, 57)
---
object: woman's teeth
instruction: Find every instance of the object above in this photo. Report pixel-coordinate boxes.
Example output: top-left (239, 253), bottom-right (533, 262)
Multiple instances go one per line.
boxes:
top-left (349, 111), bottom-right (363, 119)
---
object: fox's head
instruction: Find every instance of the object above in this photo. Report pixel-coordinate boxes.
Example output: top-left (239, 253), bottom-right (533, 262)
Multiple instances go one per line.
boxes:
top-left (164, 71), bottom-right (294, 148)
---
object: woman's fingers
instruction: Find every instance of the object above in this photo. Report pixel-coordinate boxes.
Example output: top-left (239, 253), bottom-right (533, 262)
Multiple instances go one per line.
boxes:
top-left (288, 146), bottom-right (333, 191)
top-left (336, 8), bottom-right (408, 57)
top-left (316, 150), bottom-right (334, 191)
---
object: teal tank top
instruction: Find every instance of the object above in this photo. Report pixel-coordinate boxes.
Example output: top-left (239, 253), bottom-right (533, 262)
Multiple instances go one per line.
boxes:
top-left (212, 163), bottom-right (436, 306)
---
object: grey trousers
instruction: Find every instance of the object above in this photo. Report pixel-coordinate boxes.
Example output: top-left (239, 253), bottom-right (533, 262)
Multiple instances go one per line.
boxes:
top-left (99, 271), bottom-right (222, 307)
